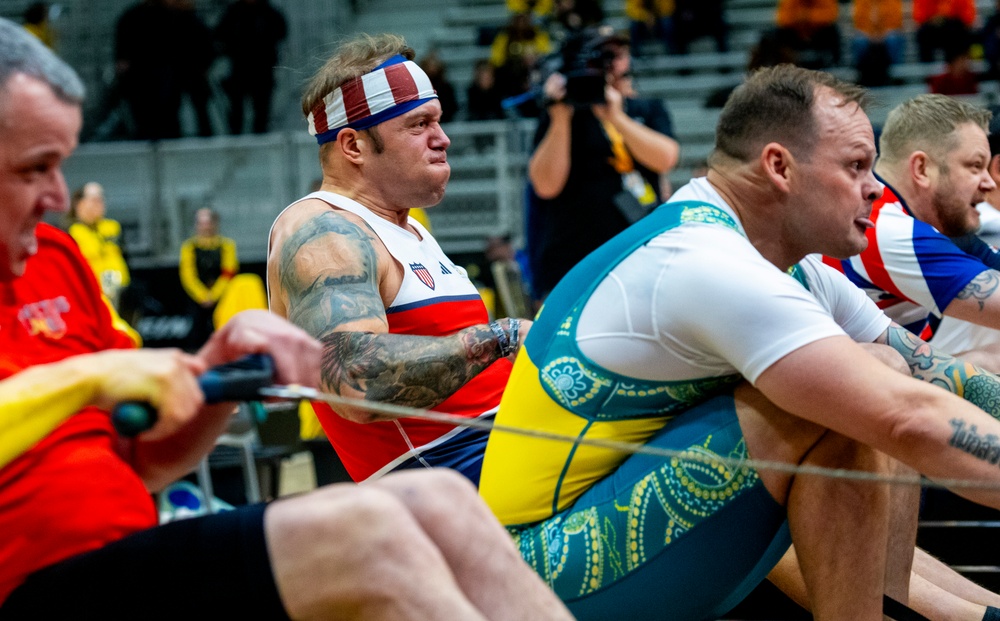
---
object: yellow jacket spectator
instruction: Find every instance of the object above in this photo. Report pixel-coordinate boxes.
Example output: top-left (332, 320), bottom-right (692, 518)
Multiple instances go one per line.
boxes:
top-left (179, 210), bottom-right (238, 306)
top-left (489, 14), bottom-right (552, 69)
top-left (506, 0), bottom-right (554, 19)
top-left (67, 182), bottom-right (130, 307)
top-left (179, 208), bottom-right (238, 348)
top-left (625, 0), bottom-right (675, 23)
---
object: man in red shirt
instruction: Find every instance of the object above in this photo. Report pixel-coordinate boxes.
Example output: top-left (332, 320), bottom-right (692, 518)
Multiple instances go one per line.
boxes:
top-left (0, 17), bottom-right (571, 621)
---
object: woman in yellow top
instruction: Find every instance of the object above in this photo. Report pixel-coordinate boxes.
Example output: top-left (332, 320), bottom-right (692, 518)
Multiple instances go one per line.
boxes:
top-left (67, 182), bottom-right (131, 308)
top-left (179, 207), bottom-right (238, 348)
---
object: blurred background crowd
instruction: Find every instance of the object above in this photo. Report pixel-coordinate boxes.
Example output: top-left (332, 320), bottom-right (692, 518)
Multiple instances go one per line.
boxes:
top-left (6, 0), bottom-right (1000, 343)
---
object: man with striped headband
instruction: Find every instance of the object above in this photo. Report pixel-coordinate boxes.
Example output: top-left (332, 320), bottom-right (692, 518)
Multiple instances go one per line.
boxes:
top-left (0, 21), bottom-right (571, 620)
top-left (268, 33), bottom-right (528, 486)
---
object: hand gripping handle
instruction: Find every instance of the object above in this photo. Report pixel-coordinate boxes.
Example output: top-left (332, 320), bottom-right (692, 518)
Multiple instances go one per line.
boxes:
top-left (111, 354), bottom-right (275, 437)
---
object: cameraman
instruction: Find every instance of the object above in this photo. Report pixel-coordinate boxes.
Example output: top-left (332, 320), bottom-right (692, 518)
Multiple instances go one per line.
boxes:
top-left (527, 29), bottom-right (679, 301)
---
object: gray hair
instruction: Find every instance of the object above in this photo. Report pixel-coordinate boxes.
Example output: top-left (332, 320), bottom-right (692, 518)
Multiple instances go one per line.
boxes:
top-left (879, 94), bottom-right (991, 166)
top-left (0, 17), bottom-right (84, 105)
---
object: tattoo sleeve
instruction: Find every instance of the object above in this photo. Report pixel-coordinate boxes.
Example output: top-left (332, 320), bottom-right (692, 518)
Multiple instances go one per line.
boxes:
top-left (883, 324), bottom-right (1000, 419)
top-left (319, 327), bottom-right (500, 409)
top-left (278, 211), bottom-right (501, 411)
top-left (954, 270), bottom-right (1000, 311)
top-left (948, 417), bottom-right (1000, 468)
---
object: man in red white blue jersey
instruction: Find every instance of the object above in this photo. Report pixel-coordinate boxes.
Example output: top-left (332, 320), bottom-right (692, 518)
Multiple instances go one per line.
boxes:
top-left (825, 94), bottom-right (1000, 369)
top-left (267, 33), bottom-right (529, 485)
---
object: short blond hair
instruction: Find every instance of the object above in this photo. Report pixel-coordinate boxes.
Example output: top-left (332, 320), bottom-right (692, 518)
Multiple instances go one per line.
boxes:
top-left (300, 33), bottom-right (413, 117)
top-left (879, 94), bottom-right (991, 166)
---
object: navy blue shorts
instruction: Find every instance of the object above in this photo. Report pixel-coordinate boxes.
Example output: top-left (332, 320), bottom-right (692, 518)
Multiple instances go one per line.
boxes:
top-left (394, 416), bottom-right (492, 486)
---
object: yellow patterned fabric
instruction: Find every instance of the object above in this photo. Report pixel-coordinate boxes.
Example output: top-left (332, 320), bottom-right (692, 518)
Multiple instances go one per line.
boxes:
top-left (481, 351), bottom-right (668, 525)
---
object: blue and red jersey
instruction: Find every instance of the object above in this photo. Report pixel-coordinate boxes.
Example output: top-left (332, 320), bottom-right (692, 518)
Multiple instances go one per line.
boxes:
top-left (823, 178), bottom-right (990, 339)
top-left (288, 193), bottom-right (511, 482)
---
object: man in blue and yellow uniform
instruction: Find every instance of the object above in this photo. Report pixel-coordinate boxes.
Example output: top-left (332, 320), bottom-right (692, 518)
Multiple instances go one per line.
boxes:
top-left (481, 65), bottom-right (1000, 620)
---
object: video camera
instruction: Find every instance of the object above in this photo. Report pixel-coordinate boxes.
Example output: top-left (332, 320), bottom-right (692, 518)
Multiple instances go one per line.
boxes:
top-left (542, 26), bottom-right (627, 107)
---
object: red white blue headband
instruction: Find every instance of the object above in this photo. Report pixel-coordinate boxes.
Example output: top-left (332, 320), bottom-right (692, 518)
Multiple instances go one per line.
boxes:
top-left (307, 55), bottom-right (438, 145)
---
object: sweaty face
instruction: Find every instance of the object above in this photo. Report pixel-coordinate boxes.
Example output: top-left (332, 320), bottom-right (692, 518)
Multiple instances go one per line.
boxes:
top-left (929, 123), bottom-right (995, 237)
top-left (362, 100), bottom-right (451, 212)
top-left (787, 89), bottom-right (883, 260)
top-left (0, 74), bottom-right (81, 280)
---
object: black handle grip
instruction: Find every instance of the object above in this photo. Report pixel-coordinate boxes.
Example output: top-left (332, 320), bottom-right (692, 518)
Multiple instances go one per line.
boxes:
top-left (111, 354), bottom-right (275, 437)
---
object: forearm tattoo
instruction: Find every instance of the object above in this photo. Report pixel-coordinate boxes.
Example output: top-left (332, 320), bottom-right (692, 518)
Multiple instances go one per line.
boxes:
top-left (885, 325), bottom-right (1000, 419)
top-left (279, 211), bottom-right (500, 409)
top-left (319, 327), bottom-right (499, 409)
top-left (955, 270), bottom-right (1000, 311)
top-left (948, 417), bottom-right (1000, 467)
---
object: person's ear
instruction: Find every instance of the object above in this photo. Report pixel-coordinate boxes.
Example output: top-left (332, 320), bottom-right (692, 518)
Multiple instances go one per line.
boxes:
top-left (760, 142), bottom-right (794, 193)
top-left (337, 129), bottom-right (365, 164)
top-left (909, 151), bottom-right (933, 189)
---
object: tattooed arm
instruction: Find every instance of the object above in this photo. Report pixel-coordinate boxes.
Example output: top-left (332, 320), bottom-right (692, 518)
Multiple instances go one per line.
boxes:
top-left (942, 269), bottom-right (1000, 323)
top-left (875, 323), bottom-right (1000, 420)
top-left (270, 206), bottom-right (520, 423)
top-left (753, 334), bottom-right (1000, 508)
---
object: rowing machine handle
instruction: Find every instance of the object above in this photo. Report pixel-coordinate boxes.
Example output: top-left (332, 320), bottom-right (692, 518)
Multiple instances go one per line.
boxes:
top-left (111, 354), bottom-right (275, 437)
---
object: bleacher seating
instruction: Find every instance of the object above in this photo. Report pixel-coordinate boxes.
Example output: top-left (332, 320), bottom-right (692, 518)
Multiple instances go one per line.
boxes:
top-left (20, 0), bottom-right (996, 264)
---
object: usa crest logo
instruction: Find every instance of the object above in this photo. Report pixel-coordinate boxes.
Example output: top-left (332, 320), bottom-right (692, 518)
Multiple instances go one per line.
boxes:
top-left (410, 262), bottom-right (435, 289)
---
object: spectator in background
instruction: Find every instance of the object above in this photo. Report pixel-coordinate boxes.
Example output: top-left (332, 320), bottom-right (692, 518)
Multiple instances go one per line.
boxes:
top-left (179, 207), bottom-right (238, 349)
top-left (774, 0), bottom-right (842, 68)
top-left (174, 0), bottom-right (215, 137)
top-left (216, 0), bottom-right (287, 134)
top-left (624, 0), bottom-right (678, 55)
top-left (549, 0), bottom-right (605, 41)
top-left (66, 182), bottom-right (131, 310)
top-left (467, 60), bottom-right (506, 121)
top-left (673, 0), bottom-right (728, 53)
top-left (852, 0), bottom-right (904, 83)
top-left (115, 0), bottom-right (184, 140)
top-left (420, 52), bottom-right (458, 123)
top-left (913, 0), bottom-right (976, 63)
top-left (490, 12), bottom-right (552, 106)
top-left (527, 28), bottom-right (679, 301)
top-left (22, 3), bottom-right (54, 49)
top-left (704, 31), bottom-right (796, 107)
top-left (928, 44), bottom-right (980, 94)
top-left (507, 0), bottom-right (554, 21)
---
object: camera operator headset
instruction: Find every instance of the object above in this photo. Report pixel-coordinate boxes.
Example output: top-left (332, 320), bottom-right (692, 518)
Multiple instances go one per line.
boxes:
top-left (526, 26), bottom-right (680, 302)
